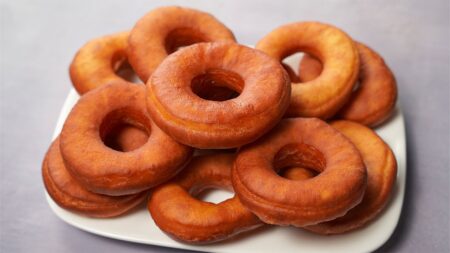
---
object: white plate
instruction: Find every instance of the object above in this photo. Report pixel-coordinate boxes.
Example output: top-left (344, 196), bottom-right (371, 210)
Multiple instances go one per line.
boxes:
top-left (46, 54), bottom-right (406, 253)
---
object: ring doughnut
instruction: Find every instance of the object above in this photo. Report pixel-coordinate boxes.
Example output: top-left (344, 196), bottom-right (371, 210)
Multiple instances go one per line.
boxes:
top-left (285, 120), bottom-right (397, 234)
top-left (42, 138), bottom-right (147, 218)
top-left (69, 32), bottom-right (140, 94)
top-left (256, 22), bottom-right (359, 119)
top-left (232, 118), bottom-right (367, 227)
top-left (298, 43), bottom-right (397, 126)
top-left (128, 6), bottom-right (236, 82)
top-left (146, 42), bottom-right (291, 149)
top-left (148, 154), bottom-right (263, 243)
top-left (60, 81), bottom-right (193, 196)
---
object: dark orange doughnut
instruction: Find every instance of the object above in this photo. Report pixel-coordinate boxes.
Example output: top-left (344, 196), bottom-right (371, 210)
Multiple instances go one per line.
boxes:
top-left (285, 120), bottom-right (397, 234)
top-left (69, 32), bottom-right (141, 95)
top-left (256, 22), bottom-right (359, 119)
top-left (42, 138), bottom-right (146, 218)
top-left (147, 42), bottom-right (291, 149)
top-left (232, 118), bottom-right (367, 227)
top-left (128, 6), bottom-right (236, 82)
top-left (148, 154), bottom-right (263, 243)
top-left (60, 82), bottom-right (193, 196)
top-left (299, 43), bottom-right (398, 126)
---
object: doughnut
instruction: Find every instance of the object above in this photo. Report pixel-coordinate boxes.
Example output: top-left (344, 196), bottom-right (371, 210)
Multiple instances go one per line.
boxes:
top-left (256, 22), bottom-right (360, 119)
top-left (232, 118), bottom-right (367, 227)
top-left (42, 138), bottom-right (146, 218)
top-left (298, 43), bottom-right (397, 126)
top-left (128, 6), bottom-right (236, 82)
top-left (147, 42), bottom-right (291, 149)
top-left (69, 31), bottom-right (141, 95)
top-left (284, 120), bottom-right (397, 234)
top-left (60, 81), bottom-right (193, 196)
top-left (148, 154), bottom-right (262, 243)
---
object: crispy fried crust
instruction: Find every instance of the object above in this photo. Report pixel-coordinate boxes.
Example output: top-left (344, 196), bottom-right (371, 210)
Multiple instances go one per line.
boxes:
top-left (128, 6), bottom-right (236, 82)
top-left (148, 154), bottom-right (262, 243)
top-left (256, 22), bottom-right (360, 119)
top-left (69, 32), bottom-right (135, 94)
top-left (42, 138), bottom-right (147, 218)
top-left (232, 118), bottom-right (367, 227)
top-left (285, 120), bottom-right (397, 234)
top-left (299, 43), bottom-right (397, 127)
top-left (60, 82), bottom-right (193, 196)
top-left (147, 42), bottom-right (291, 148)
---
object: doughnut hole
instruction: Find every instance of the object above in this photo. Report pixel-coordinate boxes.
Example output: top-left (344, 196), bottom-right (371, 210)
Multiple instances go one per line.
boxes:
top-left (274, 143), bottom-right (325, 180)
top-left (165, 28), bottom-right (209, 54)
top-left (280, 167), bottom-right (318, 180)
top-left (194, 187), bottom-right (234, 204)
top-left (185, 171), bottom-right (234, 204)
top-left (283, 51), bottom-right (324, 83)
top-left (100, 108), bottom-right (151, 152)
top-left (191, 69), bottom-right (243, 101)
top-left (112, 53), bottom-right (143, 84)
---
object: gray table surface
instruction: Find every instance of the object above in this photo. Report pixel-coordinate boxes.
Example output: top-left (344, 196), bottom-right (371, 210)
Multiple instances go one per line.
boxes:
top-left (1, 0), bottom-right (449, 252)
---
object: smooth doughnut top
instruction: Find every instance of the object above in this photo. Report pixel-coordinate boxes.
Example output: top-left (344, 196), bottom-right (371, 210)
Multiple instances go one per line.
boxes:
top-left (147, 42), bottom-right (291, 148)
top-left (60, 81), bottom-right (193, 196)
top-left (299, 43), bottom-right (398, 127)
top-left (69, 31), bottom-right (134, 94)
top-left (148, 153), bottom-right (262, 243)
top-left (42, 138), bottom-right (146, 217)
top-left (256, 22), bottom-right (359, 119)
top-left (304, 120), bottom-right (397, 234)
top-left (232, 118), bottom-right (367, 226)
top-left (128, 6), bottom-right (236, 82)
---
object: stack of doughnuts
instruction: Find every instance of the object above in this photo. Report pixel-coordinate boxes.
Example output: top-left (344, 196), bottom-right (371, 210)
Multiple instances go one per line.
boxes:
top-left (42, 6), bottom-right (398, 244)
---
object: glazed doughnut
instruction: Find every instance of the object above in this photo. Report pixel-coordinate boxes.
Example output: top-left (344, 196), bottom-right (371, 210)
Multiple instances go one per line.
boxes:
top-left (147, 42), bottom-right (291, 149)
top-left (42, 138), bottom-right (146, 218)
top-left (69, 31), bottom-right (140, 95)
top-left (232, 118), bottom-right (367, 227)
top-left (148, 154), bottom-right (263, 243)
top-left (256, 22), bottom-right (360, 119)
top-left (128, 6), bottom-right (236, 82)
top-left (285, 120), bottom-right (397, 234)
top-left (299, 43), bottom-right (397, 126)
top-left (60, 81), bottom-right (193, 196)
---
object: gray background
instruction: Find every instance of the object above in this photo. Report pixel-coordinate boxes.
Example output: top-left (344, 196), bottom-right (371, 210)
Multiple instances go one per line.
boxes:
top-left (1, 0), bottom-right (449, 252)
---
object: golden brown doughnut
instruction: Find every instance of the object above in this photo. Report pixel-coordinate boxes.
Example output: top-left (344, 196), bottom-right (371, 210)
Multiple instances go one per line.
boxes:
top-left (60, 81), bottom-right (193, 196)
top-left (69, 32), bottom-right (140, 95)
top-left (42, 138), bottom-right (146, 218)
top-left (256, 22), bottom-right (359, 119)
top-left (128, 6), bottom-right (236, 82)
top-left (285, 120), bottom-right (397, 234)
top-left (146, 42), bottom-right (291, 149)
top-left (148, 154), bottom-right (262, 243)
top-left (232, 118), bottom-right (367, 227)
top-left (299, 43), bottom-right (397, 126)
